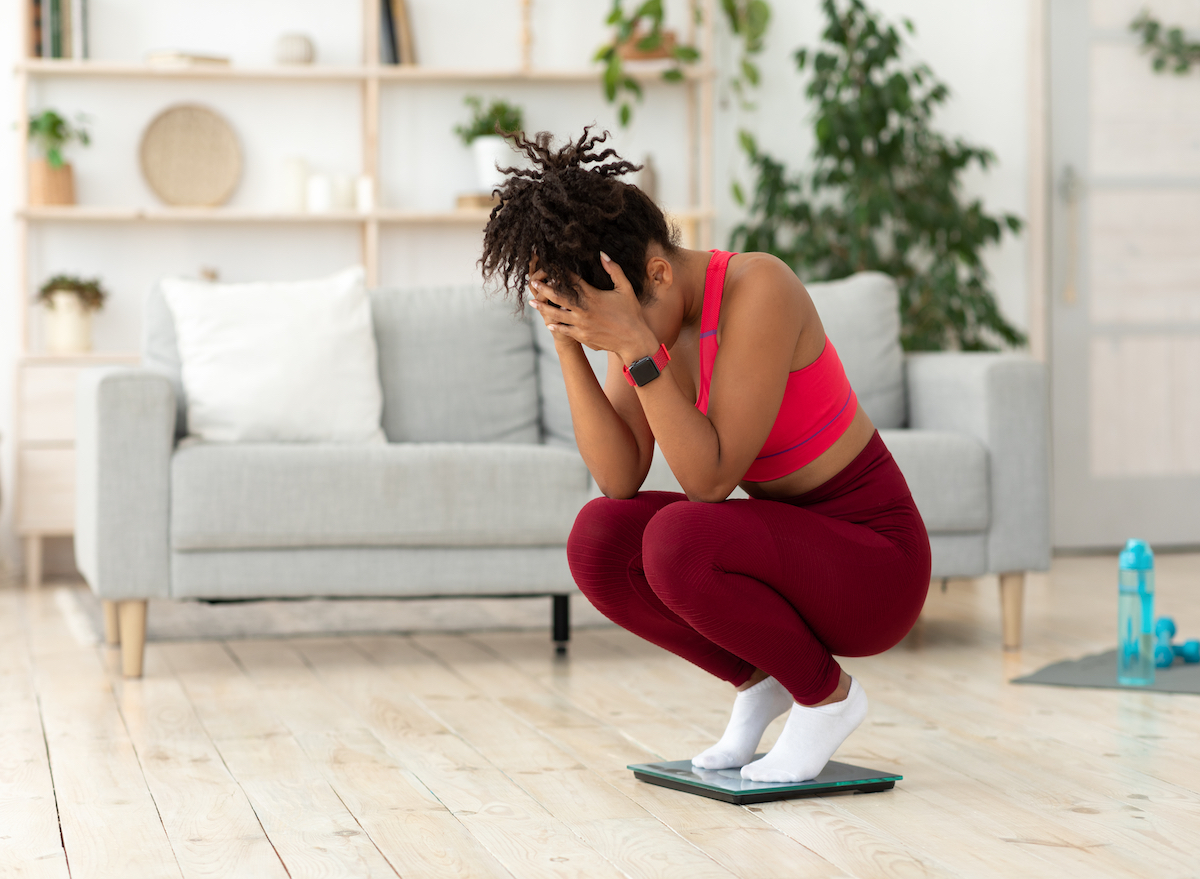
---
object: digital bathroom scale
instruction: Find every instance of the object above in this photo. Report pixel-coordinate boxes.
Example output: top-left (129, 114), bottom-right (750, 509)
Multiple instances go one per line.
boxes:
top-left (628, 758), bottom-right (901, 805)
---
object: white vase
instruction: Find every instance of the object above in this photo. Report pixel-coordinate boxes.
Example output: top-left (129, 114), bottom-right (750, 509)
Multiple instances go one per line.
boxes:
top-left (472, 136), bottom-right (515, 193)
top-left (44, 290), bottom-right (93, 354)
top-left (306, 173), bottom-right (333, 213)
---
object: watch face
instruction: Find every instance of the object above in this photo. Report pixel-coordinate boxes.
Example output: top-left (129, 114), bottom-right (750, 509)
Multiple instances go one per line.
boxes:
top-left (629, 356), bottom-right (661, 387)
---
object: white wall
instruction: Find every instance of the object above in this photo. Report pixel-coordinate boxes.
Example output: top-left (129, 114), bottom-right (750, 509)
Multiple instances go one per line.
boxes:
top-left (0, 0), bottom-right (1034, 570)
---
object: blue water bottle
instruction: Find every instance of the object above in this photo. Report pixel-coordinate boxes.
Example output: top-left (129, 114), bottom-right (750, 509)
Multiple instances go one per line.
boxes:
top-left (1117, 539), bottom-right (1155, 686)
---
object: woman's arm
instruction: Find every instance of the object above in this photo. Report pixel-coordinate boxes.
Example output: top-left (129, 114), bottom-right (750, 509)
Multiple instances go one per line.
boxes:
top-left (535, 254), bottom-right (805, 503)
top-left (554, 336), bottom-right (654, 498)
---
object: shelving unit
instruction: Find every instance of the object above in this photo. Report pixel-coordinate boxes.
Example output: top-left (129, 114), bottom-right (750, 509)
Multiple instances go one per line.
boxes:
top-left (11, 0), bottom-right (716, 586)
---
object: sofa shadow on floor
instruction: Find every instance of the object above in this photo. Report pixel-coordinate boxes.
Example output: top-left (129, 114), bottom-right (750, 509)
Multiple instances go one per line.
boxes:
top-left (53, 581), bottom-right (614, 643)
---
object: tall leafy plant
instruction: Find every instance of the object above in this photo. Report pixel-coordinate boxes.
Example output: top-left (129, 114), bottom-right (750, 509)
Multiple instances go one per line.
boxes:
top-left (730, 0), bottom-right (1024, 351)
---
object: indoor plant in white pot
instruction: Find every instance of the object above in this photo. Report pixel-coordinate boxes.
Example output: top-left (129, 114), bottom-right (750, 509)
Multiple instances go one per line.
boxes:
top-left (28, 110), bottom-right (91, 206)
top-left (38, 274), bottom-right (107, 354)
top-left (454, 96), bottom-right (524, 198)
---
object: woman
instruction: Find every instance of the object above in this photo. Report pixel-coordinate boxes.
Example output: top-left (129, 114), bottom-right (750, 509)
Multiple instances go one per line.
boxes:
top-left (482, 130), bottom-right (930, 783)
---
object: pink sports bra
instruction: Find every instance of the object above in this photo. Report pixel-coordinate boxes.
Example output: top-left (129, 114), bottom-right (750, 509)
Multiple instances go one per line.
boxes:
top-left (696, 251), bottom-right (859, 482)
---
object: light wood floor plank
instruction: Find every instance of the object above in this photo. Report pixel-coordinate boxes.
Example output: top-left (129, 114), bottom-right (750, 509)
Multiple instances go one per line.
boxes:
top-left (294, 729), bottom-right (515, 879)
top-left (239, 637), bottom-right (628, 879)
top-left (108, 645), bottom-right (290, 879)
top-left (11, 552), bottom-right (1200, 879)
top-left (213, 735), bottom-right (403, 878)
top-left (409, 635), bottom-right (743, 879)
top-left (23, 591), bottom-right (182, 879)
top-left (0, 590), bottom-right (69, 878)
top-left (168, 642), bottom-right (404, 878)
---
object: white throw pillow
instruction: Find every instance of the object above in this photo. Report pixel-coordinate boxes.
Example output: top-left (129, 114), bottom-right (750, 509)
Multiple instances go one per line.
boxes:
top-left (161, 266), bottom-right (385, 443)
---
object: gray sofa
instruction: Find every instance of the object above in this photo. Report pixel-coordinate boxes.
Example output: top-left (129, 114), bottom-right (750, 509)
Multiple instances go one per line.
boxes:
top-left (75, 272), bottom-right (1049, 677)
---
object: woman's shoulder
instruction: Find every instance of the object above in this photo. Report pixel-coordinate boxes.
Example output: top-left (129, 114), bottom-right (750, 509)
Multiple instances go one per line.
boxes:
top-left (724, 252), bottom-right (810, 313)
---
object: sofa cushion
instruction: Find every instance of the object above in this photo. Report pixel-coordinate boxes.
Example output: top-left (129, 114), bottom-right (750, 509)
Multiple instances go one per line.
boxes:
top-left (171, 442), bottom-right (592, 550)
top-left (879, 429), bottom-right (989, 533)
top-left (161, 267), bottom-right (385, 444)
top-left (807, 272), bottom-right (907, 429)
top-left (370, 286), bottom-right (539, 443)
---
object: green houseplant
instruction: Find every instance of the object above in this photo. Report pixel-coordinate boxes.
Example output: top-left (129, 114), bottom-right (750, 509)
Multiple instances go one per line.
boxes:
top-left (455, 96), bottom-right (525, 195)
top-left (595, 1), bottom-right (769, 125)
top-left (27, 109), bottom-right (91, 205)
top-left (37, 274), bottom-right (107, 354)
top-left (731, 0), bottom-right (1024, 351)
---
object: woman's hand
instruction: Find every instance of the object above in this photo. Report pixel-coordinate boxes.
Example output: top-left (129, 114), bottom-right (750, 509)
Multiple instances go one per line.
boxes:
top-left (528, 253), bottom-right (658, 363)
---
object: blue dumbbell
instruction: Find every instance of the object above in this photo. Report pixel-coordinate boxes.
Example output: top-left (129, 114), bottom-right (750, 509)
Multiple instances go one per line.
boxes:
top-left (1154, 617), bottom-right (1200, 668)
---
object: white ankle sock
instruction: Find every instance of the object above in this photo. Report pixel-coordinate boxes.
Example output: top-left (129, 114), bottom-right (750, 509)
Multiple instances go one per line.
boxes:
top-left (692, 676), bottom-right (794, 770)
top-left (740, 678), bottom-right (868, 783)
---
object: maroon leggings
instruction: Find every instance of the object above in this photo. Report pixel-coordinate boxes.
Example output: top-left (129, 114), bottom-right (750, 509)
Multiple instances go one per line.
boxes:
top-left (567, 431), bottom-right (931, 704)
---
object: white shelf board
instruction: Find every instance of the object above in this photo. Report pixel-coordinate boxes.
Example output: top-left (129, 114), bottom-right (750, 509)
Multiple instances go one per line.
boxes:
top-left (16, 59), bottom-right (715, 84)
top-left (19, 206), bottom-right (715, 224)
top-left (20, 352), bottom-right (140, 365)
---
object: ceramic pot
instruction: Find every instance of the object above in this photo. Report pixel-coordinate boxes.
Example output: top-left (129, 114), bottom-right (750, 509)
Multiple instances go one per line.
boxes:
top-left (29, 160), bottom-right (75, 206)
top-left (43, 290), bottom-right (93, 353)
top-left (472, 136), bottom-right (514, 194)
top-left (275, 33), bottom-right (316, 65)
top-left (618, 29), bottom-right (677, 60)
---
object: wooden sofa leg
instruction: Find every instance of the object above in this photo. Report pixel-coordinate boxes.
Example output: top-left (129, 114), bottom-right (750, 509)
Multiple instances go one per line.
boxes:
top-left (117, 600), bottom-right (148, 678)
top-left (102, 600), bottom-right (121, 646)
top-left (25, 535), bottom-right (43, 590)
top-left (552, 594), bottom-right (570, 657)
top-left (999, 572), bottom-right (1025, 651)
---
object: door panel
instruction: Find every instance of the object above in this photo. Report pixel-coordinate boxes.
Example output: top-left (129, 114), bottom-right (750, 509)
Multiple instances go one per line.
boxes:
top-left (1050, 0), bottom-right (1200, 547)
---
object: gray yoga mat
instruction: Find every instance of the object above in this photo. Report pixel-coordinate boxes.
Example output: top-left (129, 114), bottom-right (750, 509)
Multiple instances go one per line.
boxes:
top-left (1011, 649), bottom-right (1200, 695)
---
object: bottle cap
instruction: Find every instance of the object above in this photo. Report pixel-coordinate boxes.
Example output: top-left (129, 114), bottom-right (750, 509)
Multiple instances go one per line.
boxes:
top-left (1119, 538), bottom-right (1154, 571)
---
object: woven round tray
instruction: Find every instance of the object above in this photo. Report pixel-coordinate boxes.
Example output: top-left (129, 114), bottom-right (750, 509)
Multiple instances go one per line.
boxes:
top-left (139, 104), bottom-right (241, 206)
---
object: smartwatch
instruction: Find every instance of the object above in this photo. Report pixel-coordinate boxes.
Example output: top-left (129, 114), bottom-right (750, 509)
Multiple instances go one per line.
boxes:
top-left (623, 344), bottom-right (671, 387)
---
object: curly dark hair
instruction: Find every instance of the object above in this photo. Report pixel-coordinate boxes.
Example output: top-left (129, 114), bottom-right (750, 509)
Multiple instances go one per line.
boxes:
top-left (480, 127), bottom-right (679, 311)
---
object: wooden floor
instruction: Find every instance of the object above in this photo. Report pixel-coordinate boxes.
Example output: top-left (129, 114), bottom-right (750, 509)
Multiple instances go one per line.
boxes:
top-left (4, 553), bottom-right (1200, 879)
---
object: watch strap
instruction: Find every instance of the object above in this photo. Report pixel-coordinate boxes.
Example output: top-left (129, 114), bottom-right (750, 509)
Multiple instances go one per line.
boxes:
top-left (623, 344), bottom-right (671, 387)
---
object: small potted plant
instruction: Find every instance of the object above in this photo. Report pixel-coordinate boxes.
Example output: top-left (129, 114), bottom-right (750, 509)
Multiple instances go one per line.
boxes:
top-left (37, 274), bottom-right (107, 354)
top-left (454, 96), bottom-right (524, 196)
top-left (28, 109), bottom-right (91, 206)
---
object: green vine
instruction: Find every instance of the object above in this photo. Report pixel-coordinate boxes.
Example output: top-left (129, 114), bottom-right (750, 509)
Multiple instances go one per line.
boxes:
top-left (730, 0), bottom-right (1024, 352)
top-left (1130, 11), bottom-right (1200, 73)
top-left (594, 1), bottom-right (701, 127)
top-left (722, 0), bottom-right (771, 106)
top-left (595, 0), bottom-right (769, 125)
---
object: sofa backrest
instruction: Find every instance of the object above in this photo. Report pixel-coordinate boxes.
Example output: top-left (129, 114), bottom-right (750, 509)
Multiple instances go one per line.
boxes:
top-left (144, 270), bottom-right (905, 446)
top-left (369, 286), bottom-right (539, 443)
top-left (144, 283), bottom-right (541, 444)
top-left (806, 272), bottom-right (907, 429)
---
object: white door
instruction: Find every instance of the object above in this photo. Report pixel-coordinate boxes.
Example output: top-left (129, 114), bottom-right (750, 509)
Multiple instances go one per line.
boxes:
top-left (1049, 0), bottom-right (1200, 549)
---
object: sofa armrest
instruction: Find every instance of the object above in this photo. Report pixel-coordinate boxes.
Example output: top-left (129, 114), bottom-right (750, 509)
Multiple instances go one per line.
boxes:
top-left (906, 353), bottom-right (1050, 573)
top-left (75, 367), bottom-right (176, 599)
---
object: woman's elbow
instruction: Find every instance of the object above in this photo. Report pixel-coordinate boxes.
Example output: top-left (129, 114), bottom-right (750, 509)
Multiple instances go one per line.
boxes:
top-left (683, 482), bottom-right (736, 504)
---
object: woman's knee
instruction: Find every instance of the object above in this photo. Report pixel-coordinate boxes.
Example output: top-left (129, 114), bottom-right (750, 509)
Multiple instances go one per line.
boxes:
top-left (642, 502), bottom-right (729, 605)
top-left (568, 497), bottom-right (641, 568)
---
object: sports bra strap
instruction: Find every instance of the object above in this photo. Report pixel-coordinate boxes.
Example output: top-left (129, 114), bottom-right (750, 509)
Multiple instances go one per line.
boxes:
top-left (697, 250), bottom-right (736, 415)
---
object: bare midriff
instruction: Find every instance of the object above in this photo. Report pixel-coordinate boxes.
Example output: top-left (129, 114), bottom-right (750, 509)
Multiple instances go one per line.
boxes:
top-left (739, 404), bottom-right (876, 500)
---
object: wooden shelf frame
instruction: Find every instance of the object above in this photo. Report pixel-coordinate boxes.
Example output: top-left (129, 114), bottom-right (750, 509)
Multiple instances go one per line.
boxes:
top-left (12, 0), bottom-right (717, 586)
